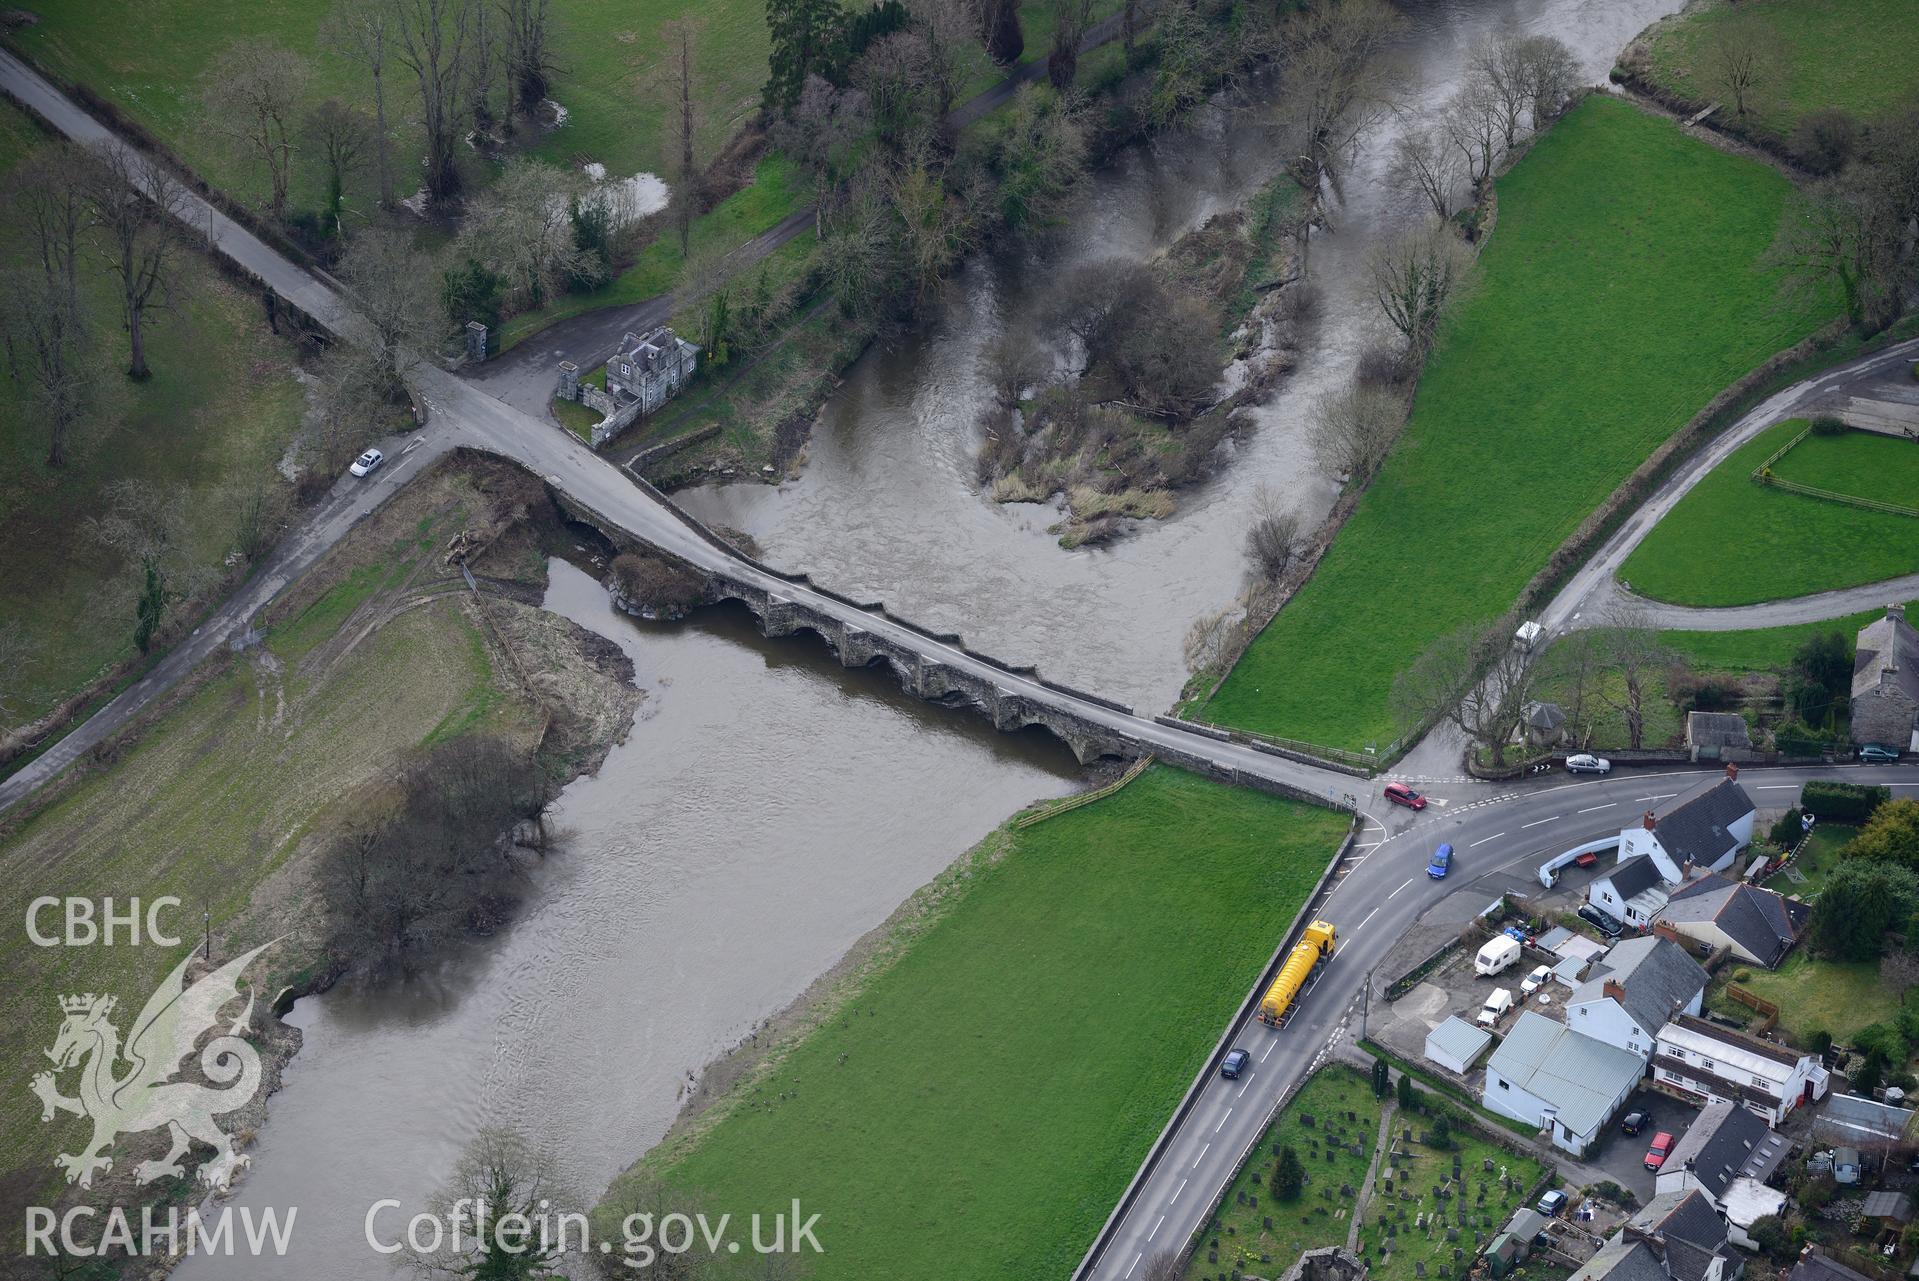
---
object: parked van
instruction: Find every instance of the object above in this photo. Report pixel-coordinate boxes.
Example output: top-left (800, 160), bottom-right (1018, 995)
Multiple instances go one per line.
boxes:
top-left (1475, 934), bottom-right (1522, 977)
top-left (1477, 988), bottom-right (1515, 1028)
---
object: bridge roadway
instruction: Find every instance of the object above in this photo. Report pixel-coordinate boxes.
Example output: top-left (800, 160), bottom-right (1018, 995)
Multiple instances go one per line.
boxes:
top-left (1080, 757), bottom-right (1919, 1280)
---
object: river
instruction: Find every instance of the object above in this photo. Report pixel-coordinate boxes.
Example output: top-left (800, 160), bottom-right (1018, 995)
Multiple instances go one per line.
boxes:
top-left (180, 1), bottom-right (1679, 1273)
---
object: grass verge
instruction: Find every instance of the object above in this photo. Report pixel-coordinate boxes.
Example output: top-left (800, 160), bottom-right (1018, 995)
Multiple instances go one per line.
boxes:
top-left (1620, 421), bottom-right (1919, 606)
top-left (1205, 96), bottom-right (1835, 752)
top-left (616, 766), bottom-right (1350, 1281)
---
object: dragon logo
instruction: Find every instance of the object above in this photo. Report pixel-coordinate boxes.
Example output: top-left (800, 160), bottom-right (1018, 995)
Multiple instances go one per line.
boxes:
top-left (31, 940), bottom-right (279, 1192)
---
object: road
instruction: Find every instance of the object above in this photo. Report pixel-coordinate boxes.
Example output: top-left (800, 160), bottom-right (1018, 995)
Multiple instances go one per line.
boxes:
top-left (1080, 757), bottom-right (1919, 1280)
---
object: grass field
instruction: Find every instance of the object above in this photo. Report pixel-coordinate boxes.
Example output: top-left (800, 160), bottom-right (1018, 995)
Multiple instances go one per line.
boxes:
top-left (1204, 96), bottom-right (1834, 753)
top-left (0, 100), bottom-right (309, 730)
top-left (1642, 0), bottom-right (1919, 135)
top-left (1768, 819), bottom-right (1857, 902)
top-left (622, 766), bottom-right (1350, 1281)
top-left (1707, 950), bottom-right (1897, 1044)
top-left (1620, 421), bottom-right (1919, 606)
top-left (0, 462), bottom-right (532, 1188)
top-left (1661, 601), bottom-right (1919, 674)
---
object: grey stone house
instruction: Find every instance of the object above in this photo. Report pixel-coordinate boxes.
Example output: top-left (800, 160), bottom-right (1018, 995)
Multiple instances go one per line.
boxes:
top-left (1852, 604), bottom-right (1918, 751)
top-left (606, 326), bottom-right (699, 415)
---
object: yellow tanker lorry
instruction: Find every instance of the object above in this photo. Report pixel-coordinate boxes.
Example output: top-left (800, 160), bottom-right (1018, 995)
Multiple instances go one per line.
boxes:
top-left (1257, 919), bottom-right (1338, 1027)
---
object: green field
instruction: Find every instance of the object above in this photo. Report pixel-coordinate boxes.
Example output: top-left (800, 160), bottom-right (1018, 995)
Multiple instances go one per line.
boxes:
top-left (623, 767), bottom-right (1350, 1281)
top-left (1205, 96), bottom-right (1833, 752)
top-left (0, 100), bottom-right (309, 729)
top-left (1621, 421), bottom-right (1919, 606)
top-left (1661, 601), bottom-right (1919, 674)
top-left (1707, 950), bottom-right (1897, 1044)
top-left (1643, 0), bottom-right (1919, 135)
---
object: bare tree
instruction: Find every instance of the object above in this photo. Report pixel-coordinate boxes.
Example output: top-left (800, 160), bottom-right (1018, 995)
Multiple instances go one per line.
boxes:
top-left (203, 39), bottom-right (311, 220)
top-left (890, 145), bottom-right (978, 308)
top-left (1392, 614), bottom-right (1540, 766)
top-left (1046, 0), bottom-right (1097, 90)
top-left (465, 0), bottom-right (500, 136)
top-left (501, 0), bottom-right (555, 118)
top-left (1517, 34), bottom-right (1578, 128)
top-left (1470, 28), bottom-right (1533, 152)
top-left (86, 478), bottom-right (207, 651)
top-left (337, 227), bottom-right (447, 378)
top-left (409, 1127), bottom-right (573, 1277)
top-left (1245, 485), bottom-right (1302, 582)
top-left (663, 17), bottom-right (701, 254)
top-left (1, 143), bottom-right (92, 466)
top-left (980, 0), bottom-right (1024, 66)
top-left (325, 0), bottom-right (396, 207)
top-left (1279, 0), bottom-right (1405, 188)
top-left (1444, 76), bottom-right (1503, 192)
top-left (1708, 12), bottom-right (1782, 119)
top-left (1598, 605), bottom-right (1670, 751)
top-left (910, 0), bottom-right (975, 116)
top-left (1308, 381), bottom-right (1408, 482)
top-left (1367, 222), bottom-right (1475, 354)
top-left (393, 0), bottom-right (471, 203)
top-left (306, 342), bottom-right (394, 474)
top-left (302, 99), bottom-right (373, 232)
top-left (1145, 0), bottom-right (1223, 130)
top-left (1539, 629), bottom-right (1604, 748)
top-left (84, 146), bottom-right (186, 381)
top-left (457, 159), bottom-right (595, 311)
top-left (1388, 124), bottom-right (1463, 220)
top-left (1185, 607), bottom-right (1242, 676)
top-left (1769, 175), bottom-right (1903, 333)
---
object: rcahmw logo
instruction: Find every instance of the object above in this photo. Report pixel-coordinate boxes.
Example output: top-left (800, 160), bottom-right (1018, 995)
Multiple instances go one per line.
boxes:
top-left (23, 908), bottom-right (295, 1258)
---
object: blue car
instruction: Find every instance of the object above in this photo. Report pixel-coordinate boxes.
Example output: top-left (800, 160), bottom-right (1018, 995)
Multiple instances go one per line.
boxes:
top-left (1426, 843), bottom-right (1453, 879)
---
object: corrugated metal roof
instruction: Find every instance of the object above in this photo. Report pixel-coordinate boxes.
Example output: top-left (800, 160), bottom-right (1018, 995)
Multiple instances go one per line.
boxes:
top-left (1486, 1010), bottom-right (1644, 1136)
top-left (1427, 1016), bottom-right (1494, 1066)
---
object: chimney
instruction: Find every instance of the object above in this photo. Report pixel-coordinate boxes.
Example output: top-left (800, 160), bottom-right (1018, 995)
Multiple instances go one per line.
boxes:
top-left (1886, 666), bottom-right (1901, 689)
top-left (1604, 978), bottom-right (1626, 1002)
top-left (1644, 810), bottom-right (1658, 832)
top-left (1682, 858), bottom-right (1694, 881)
top-left (1725, 761), bottom-right (1739, 781)
top-left (1890, 603), bottom-right (1906, 622)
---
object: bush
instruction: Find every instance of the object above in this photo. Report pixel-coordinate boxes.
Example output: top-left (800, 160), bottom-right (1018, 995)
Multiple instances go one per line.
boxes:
top-left (1810, 414), bottom-right (1850, 436)
top-left (1804, 780), bottom-right (1892, 823)
top-left (1791, 109), bottom-right (1860, 176)
top-left (1733, 967), bottom-right (1752, 982)
top-left (1808, 1029), bottom-right (1833, 1058)
top-left (1673, 671), bottom-right (1741, 712)
top-left (1811, 860), bottom-right (1919, 960)
top-left (609, 553), bottom-right (706, 620)
top-left (1396, 1071), bottom-right (1417, 1111)
top-left (1273, 1145), bottom-right (1305, 1201)
top-left (1776, 719), bottom-right (1837, 757)
top-left (1771, 808), bottom-right (1806, 846)
top-left (1748, 1214), bottom-right (1792, 1260)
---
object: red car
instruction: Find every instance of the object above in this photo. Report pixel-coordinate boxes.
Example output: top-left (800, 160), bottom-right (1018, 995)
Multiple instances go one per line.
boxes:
top-left (1384, 783), bottom-right (1428, 811)
top-left (1644, 1132), bottom-right (1675, 1170)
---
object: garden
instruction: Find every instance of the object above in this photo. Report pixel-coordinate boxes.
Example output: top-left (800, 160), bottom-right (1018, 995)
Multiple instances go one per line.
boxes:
top-left (1205, 95), bottom-right (1833, 754)
top-left (612, 766), bottom-right (1351, 1281)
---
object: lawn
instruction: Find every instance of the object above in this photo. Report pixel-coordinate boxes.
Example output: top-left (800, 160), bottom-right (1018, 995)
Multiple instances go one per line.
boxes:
top-left (1188, 1066), bottom-right (1547, 1281)
top-left (1707, 950), bottom-right (1898, 1044)
top-left (1205, 96), bottom-right (1833, 753)
top-left (0, 99), bottom-right (309, 730)
top-left (1660, 602), bottom-right (1919, 674)
top-left (622, 766), bottom-right (1351, 1281)
top-left (1620, 421), bottom-right (1919, 606)
top-left (1767, 819), bottom-right (1857, 902)
top-left (1642, 0), bottom-right (1919, 135)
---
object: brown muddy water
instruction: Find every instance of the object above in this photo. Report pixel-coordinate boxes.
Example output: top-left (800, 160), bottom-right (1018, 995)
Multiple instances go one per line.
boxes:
top-left (179, 1), bottom-right (1682, 1273)
top-left (681, 0), bottom-right (1683, 715)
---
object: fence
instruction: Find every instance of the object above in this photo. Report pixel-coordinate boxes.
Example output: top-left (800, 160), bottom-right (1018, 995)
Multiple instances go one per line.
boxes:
top-left (1012, 755), bottom-right (1154, 830)
top-left (1724, 984), bottom-right (1780, 1033)
top-left (1750, 425), bottom-right (1919, 519)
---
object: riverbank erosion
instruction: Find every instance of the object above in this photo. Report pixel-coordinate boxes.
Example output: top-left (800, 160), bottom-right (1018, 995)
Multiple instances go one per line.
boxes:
top-left (0, 450), bottom-right (639, 1262)
top-left (593, 765), bottom-right (1351, 1281)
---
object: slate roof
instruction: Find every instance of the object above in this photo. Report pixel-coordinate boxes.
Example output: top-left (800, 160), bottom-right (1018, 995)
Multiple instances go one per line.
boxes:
top-left (1660, 875), bottom-right (1801, 967)
top-left (1793, 1254), bottom-right (1875, 1281)
top-left (1814, 1093), bottom-right (1918, 1145)
top-left (1485, 1011), bottom-right (1644, 1137)
top-left (1524, 701), bottom-right (1567, 730)
top-left (1662, 1100), bottom-right (1782, 1201)
top-left (1605, 855), bottom-right (1666, 902)
top-left (1863, 1191), bottom-right (1914, 1223)
top-left (1571, 1239), bottom-right (1670, 1281)
top-left (1685, 711), bottom-right (1752, 750)
top-left (1629, 1188), bottom-right (1728, 1251)
top-left (1853, 609), bottom-right (1919, 706)
top-left (1574, 936), bottom-right (1708, 1038)
top-left (1653, 778), bottom-right (1756, 867)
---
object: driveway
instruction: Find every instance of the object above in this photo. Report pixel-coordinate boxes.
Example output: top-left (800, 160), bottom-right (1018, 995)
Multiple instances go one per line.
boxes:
top-left (1580, 1087), bottom-right (1699, 1205)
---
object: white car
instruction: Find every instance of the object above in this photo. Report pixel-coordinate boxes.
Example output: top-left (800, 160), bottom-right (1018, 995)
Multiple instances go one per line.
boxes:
top-left (1477, 988), bottom-right (1515, 1028)
top-left (1564, 753), bottom-right (1611, 774)
top-left (1520, 964), bottom-right (1553, 996)
top-left (349, 448), bottom-right (385, 478)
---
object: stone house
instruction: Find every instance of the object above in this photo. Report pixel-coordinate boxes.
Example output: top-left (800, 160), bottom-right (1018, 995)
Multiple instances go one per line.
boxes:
top-left (606, 326), bottom-right (699, 414)
top-left (1851, 604), bottom-right (1918, 751)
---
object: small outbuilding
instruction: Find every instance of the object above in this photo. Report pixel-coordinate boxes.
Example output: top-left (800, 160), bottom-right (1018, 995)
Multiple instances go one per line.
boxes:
top-left (1685, 711), bottom-right (1752, 762)
top-left (1862, 1191), bottom-right (1913, 1229)
top-left (1426, 1016), bottom-right (1495, 1075)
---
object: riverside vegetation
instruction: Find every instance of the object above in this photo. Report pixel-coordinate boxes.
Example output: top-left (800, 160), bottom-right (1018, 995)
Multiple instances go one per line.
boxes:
top-left (600, 766), bottom-right (1350, 1281)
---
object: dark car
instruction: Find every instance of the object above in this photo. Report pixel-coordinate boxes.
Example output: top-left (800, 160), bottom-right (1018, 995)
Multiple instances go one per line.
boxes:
top-left (1221, 1048), bottom-right (1251, 1080)
top-left (1536, 1189), bottom-right (1568, 1218)
top-left (1384, 782), bottom-right (1428, 811)
top-left (1578, 904), bottom-right (1625, 938)
top-left (1620, 1110), bottom-right (1648, 1136)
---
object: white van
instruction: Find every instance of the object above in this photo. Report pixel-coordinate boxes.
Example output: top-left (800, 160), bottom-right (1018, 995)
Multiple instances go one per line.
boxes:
top-left (1474, 935), bottom-right (1522, 977)
top-left (1477, 988), bottom-right (1515, 1028)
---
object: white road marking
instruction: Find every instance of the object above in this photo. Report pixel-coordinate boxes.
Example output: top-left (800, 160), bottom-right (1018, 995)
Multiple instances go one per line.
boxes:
top-left (1149, 1216), bottom-right (1165, 1242)
top-left (1172, 1178), bottom-right (1189, 1204)
top-left (1431, 798), bottom-right (1450, 807)
top-left (1576, 804), bottom-right (1615, 814)
top-left (1521, 817), bottom-right (1559, 829)
top-left (1237, 1072), bottom-right (1254, 1097)
top-left (1634, 793), bottom-right (1677, 802)
top-left (1354, 841), bottom-right (1383, 852)
top-left (1194, 1142), bottom-right (1212, 1167)
top-left (1260, 1039), bottom-right (1278, 1062)
top-left (1387, 875), bottom-right (1417, 900)
top-left (1469, 833), bottom-right (1505, 848)
top-left (1215, 1108), bottom-right (1233, 1134)
top-left (1755, 785), bottom-right (1798, 790)
top-left (1356, 906), bottom-right (1381, 933)
top-left (1127, 1253), bottom-right (1143, 1278)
